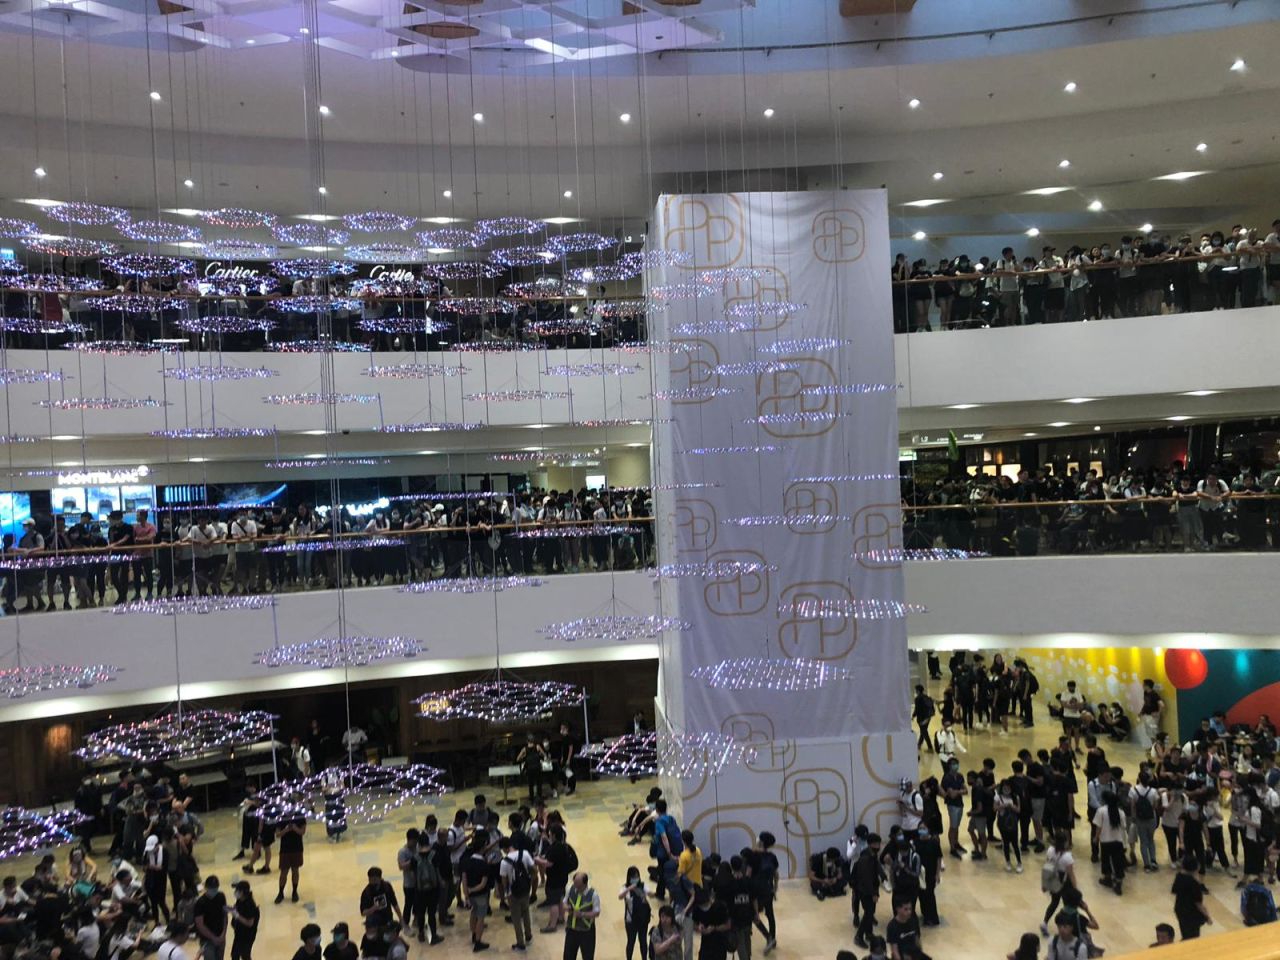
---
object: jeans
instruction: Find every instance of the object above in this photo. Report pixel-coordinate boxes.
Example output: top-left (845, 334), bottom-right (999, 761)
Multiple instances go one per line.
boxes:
top-left (1177, 508), bottom-right (1203, 549)
top-left (1136, 819), bottom-right (1157, 868)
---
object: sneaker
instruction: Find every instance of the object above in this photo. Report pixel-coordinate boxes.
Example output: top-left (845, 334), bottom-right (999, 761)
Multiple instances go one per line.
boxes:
top-left (511, 947), bottom-right (526, 953)
top-left (256, 867), bottom-right (271, 875)
top-left (291, 891), bottom-right (299, 903)
top-left (430, 936), bottom-right (445, 945)
top-left (1004, 863), bottom-right (1012, 873)
top-left (764, 939), bottom-right (776, 954)
top-left (232, 851), bottom-right (246, 861)
top-left (274, 893), bottom-right (284, 904)
top-left (1040, 924), bottom-right (1050, 938)
top-left (1016, 864), bottom-right (1024, 874)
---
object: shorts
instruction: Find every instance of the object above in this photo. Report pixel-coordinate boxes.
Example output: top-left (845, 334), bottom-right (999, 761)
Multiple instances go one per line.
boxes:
top-left (278, 850), bottom-right (303, 870)
top-left (470, 894), bottom-right (489, 919)
top-left (544, 882), bottom-right (566, 905)
top-left (1031, 798), bottom-right (1045, 823)
top-left (946, 804), bottom-right (963, 831)
top-left (1062, 717), bottom-right (1081, 733)
top-left (969, 816), bottom-right (987, 834)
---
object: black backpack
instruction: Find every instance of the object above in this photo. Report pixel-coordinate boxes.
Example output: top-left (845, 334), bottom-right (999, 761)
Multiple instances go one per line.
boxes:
top-left (629, 887), bottom-right (651, 928)
top-left (565, 843), bottom-right (579, 874)
top-left (508, 854), bottom-right (532, 898)
top-left (1134, 788), bottom-right (1155, 821)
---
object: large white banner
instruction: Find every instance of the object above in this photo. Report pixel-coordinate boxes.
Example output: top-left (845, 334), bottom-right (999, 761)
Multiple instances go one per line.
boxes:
top-left (650, 189), bottom-right (914, 874)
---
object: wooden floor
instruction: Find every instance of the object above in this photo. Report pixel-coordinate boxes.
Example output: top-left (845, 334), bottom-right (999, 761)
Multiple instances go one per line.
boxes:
top-left (20, 712), bottom-right (1254, 960)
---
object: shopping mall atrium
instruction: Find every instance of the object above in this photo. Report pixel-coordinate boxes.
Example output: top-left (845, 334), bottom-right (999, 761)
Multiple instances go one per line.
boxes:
top-left (0, 1), bottom-right (1277, 958)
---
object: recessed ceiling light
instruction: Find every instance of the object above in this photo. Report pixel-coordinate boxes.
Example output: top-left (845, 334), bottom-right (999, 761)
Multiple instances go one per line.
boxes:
top-left (296, 213), bottom-right (340, 221)
top-left (174, 241), bottom-right (202, 249)
top-left (300, 245), bottom-right (329, 252)
top-left (33, 167), bottom-right (46, 178)
top-left (1139, 222), bottom-right (1153, 233)
top-left (525, 424), bottom-right (550, 429)
top-left (57, 461), bottom-right (84, 467)
top-left (1063, 81), bottom-right (1077, 93)
top-left (417, 450), bottom-right (438, 455)
top-left (1023, 432), bottom-right (1038, 437)
top-left (390, 49), bottom-right (399, 57)
top-left (17, 198), bottom-right (61, 207)
top-left (163, 207), bottom-right (203, 217)
top-left (1087, 199), bottom-right (1103, 212)
top-left (907, 98), bottom-right (921, 109)
top-left (1047, 422), bottom-right (1071, 428)
top-left (298, 26), bottom-right (309, 35)
top-left (317, 186), bottom-right (327, 195)
top-left (563, 189), bottom-right (573, 198)
top-left (1061, 397), bottom-right (1095, 404)
top-left (50, 434), bottom-right (80, 441)
top-left (1182, 390), bottom-right (1220, 397)
top-left (472, 112), bottom-right (484, 123)
top-left (1025, 227), bottom-right (1040, 237)
top-left (932, 171), bottom-right (944, 181)
top-left (304, 453), bottom-right (326, 460)
top-left (300, 429), bottom-right (328, 435)
top-left (1230, 58), bottom-right (1246, 72)
top-left (425, 247), bottom-right (452, 254)
top-left (1023, 186), bottom-right (1070, 196)
top-left (422, 216), bottom-right (465, 224)
top-left (542, 217), bottom-right (580, 225)
top-left (318, 105), bottom-right (331, 116)
top-left (948, 404), bottom-right (980, 410)
top-left (1195, 142), bottom-right (1208, 153)
top-left (149, 91), bottom-right (162, 102)
top-left (183, 178), bottom-right (195, 189)
top-left (901, 198), bottom-right (948, 208)
top-left (1153, 170), bottom-right (1209, 181)
top-left (619, 112), bottom-right (632, 124)
top-left (762, 107), bottom-right (775, 118)
top-left (442, 189), bottom-right (452, 198)
top-left (1166, 415), bottom-right (1192, 422)
top-left (188, 457), bottom-right (209, 463)
top-left (1058, 159), bottom-right (1071, 169)
top-left (911, 230), bottom-right (927, 240)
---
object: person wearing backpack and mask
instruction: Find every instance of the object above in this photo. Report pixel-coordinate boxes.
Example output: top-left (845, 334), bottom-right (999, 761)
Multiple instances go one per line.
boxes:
top-left (1129, 771), bottom-right (1160, 871)
top-left (618, 865), bottom-right (650, 960)
top-left (1046, 912), bottom-right (1086, 960)
top-left (500, 837), bottom-right (536, 952)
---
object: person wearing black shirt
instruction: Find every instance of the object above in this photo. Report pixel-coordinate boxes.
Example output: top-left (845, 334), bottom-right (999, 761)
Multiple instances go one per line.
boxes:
top-left (1022, 750), bottom-right (1048, 852)
top-left (359, 918), bottom-right (388, 959)
top-left (194, 875), bottom-right (228, 960)
top-left (726, 856), bottom-right (756, 960)
top-left (106, 510), bottom-right (135, 605)
top-left (293, 923), bottom-right (322, 960)
top-left (885, 901), bottom-right (922, 960)
top-left (806, 847), bottom-right (846, 899)
top-left (460, 837), bottom-right (491, 952)
top-left (1171, 856), bottom-right (1212, 939)
top-left (229, 881), bottom-right (258, 960)
top-left (555, 723), bottom-right (579, 796)
top-left (693, 893), bottom-right (731, 960)
top-left (913, 827), bottom-right (943, 927)
top-left (275, 817), bottom-right (306, 904)
top-left (536, 826), bottom-right (572, 933)
top-left (323, 922), bottom-right (357, 960)
top-left (851, 836), bottom-right (882, 949)
top-left (912, 686), bottom-right (935, 751)
top-left (360, 868), bottom-right (402, 929)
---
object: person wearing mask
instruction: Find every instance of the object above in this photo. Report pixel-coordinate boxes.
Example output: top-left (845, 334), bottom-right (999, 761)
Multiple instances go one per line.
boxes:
top-left (993, 247), bottom-right (1022, 326)
top-left (229, 881), bottom-right (258, 960)
top-left (912, 686), bottom-right (935, 752)
top-left (131, 508), bottom-right (157, 600)
top-left (994, 780), bottom-right (1023, 872)
top-left (500, 837), bottom-right (535, 952)
top-left (913, 824), bottom-right (943, 928)
top-left (460, 835), bottom-right (492, 953)
top-left (562, 872), bottom-right (601, 960)
top-left (275, 816), bottom-right (306, 904)
top-left (750, 832), bottom-right (778, 953)
top-left (1064, 247), bottom-right (1091, 323)
top-left (194, 874), bottom-right (228, 960)
top-left (322, 922), bottom-right (357, 960)
top-left (1094, 792), bottom-right (1128, 896)
top-left (292, 923), bottom-right (323, 960)
top-left (1196, 470), bottom-right (1231, 549)
top-left (1040, 830), bottom-right (1078, 937)
top-left (851, 834), bottom-right (882, 950)
top-left (1171, 856), bottom-right (1212, 939)
top-left (618, 865), bottom-right (650, 960)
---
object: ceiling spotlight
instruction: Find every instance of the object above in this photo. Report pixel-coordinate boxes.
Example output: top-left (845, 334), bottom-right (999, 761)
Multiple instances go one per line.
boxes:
top-left (1023, 186), bottom-right (1070, 196)
top-left (1153, 170), bottom-right (1209, 181)
top-left (907, 98), bottom-right (921, 109)
top-left (1063, 81), bottom-right (1077, 93)
top-left (619, 112), bottom-right (631, 124)
top-left (1139, 222), bottom-right (1153, 233)
top-left (1087, 199), bottom-right (1103, 212)
top-left (442, 189), bottom-right (452, 198)
top-left (948, 404), bottom-right (980, 410)
top-left (1061, 397), bottom-right (1095, 404)
top-left (149, 91), bottom-right (162, 102)
top-left (183, 178), bottom-right (195, 189)
top-left (911, 230), bottom-right (927, 240)
top-left (763, 107), bottom-right (775, 118)
top-left (1058, 159), bottom-right (1071, 169)
top-left (246, 39), bottom-right (256, 45)
top-left (563, 190), bottom-right (573, 198)
top-left (299, 26), bottom-right (310, 35)
top-left (932, 171), bottom-right (944, 181)
top-left (1182, 390), bottom-right (1220, 397)
top-left (1023, 432), bottom-right (1038, 438)
top-left (33, 167), bottom-right (46, 178)
top-left (472, 112), bottom-right (484, 123)
top-left (390, 49), bottom-right (400, 57)
top-left (1047, 422), bottom-right (1071, 428)
top-left (317, 186), bottom-right (327, 195)
top-left (1025, 227), bottom-right (1040, 237)
top-left (1230, 58), bottom-right (1246, 72)
top-left (318, 105), bottom-right (331, 116)
top-left (1195, 142), bottom-right (1208, 153)
top-left (901, 198), bottom-right (949, 208)
top-left (1093, 425), bottom-right (1101, 432)
top-left (1166, 415), bottom-right (1192, 422)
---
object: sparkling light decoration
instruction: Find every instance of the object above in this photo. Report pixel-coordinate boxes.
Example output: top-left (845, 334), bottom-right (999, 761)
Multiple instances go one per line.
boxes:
top-left (565, 264), bottom-right (631, 283)
top-left (672, 319), bottom-right (755, 336)
top-left (0, 662), bottom-right (120, 699)
top-left (0, 553), bottom-right (136, 570)
top-left (652, 481), bottom-right (721, 490)
top-left (201, 208), bottom-right (278, 229)
top-left (110, 595), bottom-right (277, 615)
top-left (355, 317), bottom-right (449, 335)
top-left (691, 657), bottom-right (855, 692)
top-left (488, 451), bottom-right (600, 464)
top-left (199, 275), bottom-right (281, 295)
top-left (163, 365), bottom-right (280, 382)
top-left (435, 296), bottom-right (514, 316)
top-left (257, 762), bottom-right (450, 825)
top-left (546, 233), bottom-right (614, 256)
top-left (650, 281), bottom-right (715, 301)
top-left (591, 300), bottom-right (654, 318)
top-left (0, 217), bottom-right (39, 238)
top-left (723, 514), bottom-right (849, 527)
top-left (265, 339), bottom-right (370, 353)
top-left (415, 678), bottom-right (584, 723)
top-left (742, 412), bottom-right (844, 426)
top-left (543, 362), bottom-right (640, 377)
top-left (254, 636), bottom-right (423, 669)
top-left (0, 434), bottom-right (43, 444)
top-left (376, 421), bottom-right (485, 433)
top-left (775, 597), bottom-right (927, 619)
top-left (512, 525), bottom-right (631, 539)
top-left (713, 360), bottom-right (798, 376)
top-left (176, 316), bottom-right (277, 334)
top-left (759, 337), bottom-right (854, 355)
top-left (421, 261), bottom-right (504, 280)
top-left (0, 317), bottom-right (87, 335)
top-left (723, 300), bottom-right (808, 319)
top-left (200, 238), bottom-right (277, 260)
top-left (47, 202), bottom-right (129, 226)
top-left (150, 426), bottom-right (277, 439)
top-left (82, 295), bottom-right (185, 313)
top-left (800, 383), bottom-right (901, 396)
top-left (447, 341), bottom-right (545, 353)
top-left (791, 473), bottom-right (902, 483)
top-left (66, 339), bottom-right (165, 356)
top-left (119, 220), bottom-right (202, 244)
top-left (273, 223), bottom-right (350, 246)
top-left (489, 246), bottom-right (555, 268)
top-left (537, 614), bottom-right (691, 643)
top-left (646, 386), bottom-right (741, 401)
top-left (594, 731), bottom-right (757, 779)
top-left (417, 228), bottom-right (480, 249)
top-left (361, 362), bottom-right (468, 379)
top-left (0, 273), bottom-right (102, 292)
top-left (474, 217), bottom-right (543, 239)
top-left (275, 296), bottom-right (362, 313)
top-left (697, 267), bottom-right (769, 284)
top-left (349, 277), bottom-right (439, 297)
top-left (399, 576), bottom-right (543, 594)
top-left (0, 367), bottom-right (65, 384)
top-left (74, 708), bottom-right (278, 763)
top-left (573, 417), bottom-right (659, 428)
top-left (679, 444), bottom-right (786, 455)
top-left (619, 249), bottom-right (693, 271)
top-left (260, 537), bottom-right (403, 554)
top-left (37, 395), bottom-right (165, 411)
top-left (102, 254), bottom-right (194, 278)
top-left (264, 457), bottom-right (391, 469)
top-left (261, 392), bottom-right (379, 405)
top-left (343, 211), bottom-right (416, 233)
top-left (617, 340), bottom-right (692, 353)
top-left (651, 560), bottom-right (779, 579)
top-left (528, 318), bottom-right (600, 336)
top-left (503, 277), bottom-right (572, 299)
top-left (463, 388), bottom-right (569, 402)
top-left (26, 236), bottom-right (118, 258)
top-left (271, 258), bottom-right (356, 279)
top-left (0, 261), bottom-right (22, 275)
top-left (0, 807), bottom-right (89, 859)
top-left (345, 243), bottom-right (422, 263)
top-left (852, 548), bottom-right (987, 563)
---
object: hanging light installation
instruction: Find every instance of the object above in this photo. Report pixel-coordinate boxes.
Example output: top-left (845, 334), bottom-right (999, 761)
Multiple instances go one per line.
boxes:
top-left (376, 421), bottom-right (485, 433)
top-left (200, 238), bottom-right (278, 260)
top-left (417, 228), bottom-right (480, 249)
top-left (342, 211), bottom-right (416, 233)
top-left (273, 223), bottom-right (350, 246)
top-left (36, 395), bottom-right (166, 411)
top-left (690, 657), bottom-right (856, 692)
top-left (201, 208), bottom-right (279, 229)
top-left (545, 232), bottom-right (614, 256)
top-left (361, 362), bottom-right (467, 380)
top-left (74, 709), bottom-right (278, 763)
top-left (474, 216), bottom-right (543, 239)
top-left (261, 392), bottom-right (378, 405)
top-left (271, 259), bottom-right (357, 279)
top-left (463, 388), bottom-right (569, 402)
top-left (175, 317), bottom-right (277, 335)
top-left (110, 596), bottom-right (278, 616)
top-left (415, 678), bottom-right (584, 723)
top-left (254, 636), bottom-right (423, 669)
top-left (275, 296), bottom-right (363, 313)
top-left (0, 318), bottom-right (87, 336)
top-left (26, 237), bottom-right (118, 258)
top-left (0, 218), bottom-right (39, 238)
top-left (162, 365), bottom-right (280, 382)
top-left (82, 295), bottom-right (186, 313)
top-left (774, 597), bottom-right (927, 620)
top-left (0, 807), bottom-right (89, 859)
top-left (265, 340), bottom-right (370, 353)
top-left (256, 762), bottom-right (450, 825)
top-left (345, 243), bottom-right (423, 263)
top-left (150, 426), bottom-right (277, 439)
top-left (537, 615), bottom-right (691, 643)
top-left (101, 254), bottom-right (195, 278)
top-left (46, 202), bottom-right (129, 226)
top-left (420, 261), bottom-right (504, 281)
top-left (543, 362), bottom-right (641, 377)
top-left (398, 576), bottom-right (543, 595)
top-left (0, 662), bottom-right (121, 699)
top-left (119, 220), bottom-right (202, 244)
top-left (0, 368), bottom-right (66, 385)
top-left (593, 730), bottom-right (757, 779)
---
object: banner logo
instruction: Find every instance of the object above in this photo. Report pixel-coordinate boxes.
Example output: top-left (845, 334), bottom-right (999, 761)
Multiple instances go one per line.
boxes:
top-left (811, 209), bottom-right (866, 263)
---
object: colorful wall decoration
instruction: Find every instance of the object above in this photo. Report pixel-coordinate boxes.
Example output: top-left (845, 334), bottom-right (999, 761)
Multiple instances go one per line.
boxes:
top-left (1172, 648), bottom-right (1280, 742)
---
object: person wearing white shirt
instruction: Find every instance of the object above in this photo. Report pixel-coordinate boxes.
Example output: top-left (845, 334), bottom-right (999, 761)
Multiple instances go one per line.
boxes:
top-left (499, 839), bottom-right (536, 950)
top-left (229, 510), bottom-right (258, 594)
top-left (1196, 472), bottom-right (1231, 549)
top-left (1064, 247), bottom-right (1092, 323)
top-left (993, 247), bottom-right (1021, 326)
top-left (934, 720), bottom-right (967, 769)
top-left (1039, 247), bottom-right (1066, 323)
top-left (1092, 794), bottom-right (1129, 894)
top-left (1234, 228), bottom-right (1264, 307)
top-left (156, 925), bottom-right (193, 960)
top-left (898, 779), bottom-right (924, 832)
top-left (1263, 218), bottom-right (1280, 304)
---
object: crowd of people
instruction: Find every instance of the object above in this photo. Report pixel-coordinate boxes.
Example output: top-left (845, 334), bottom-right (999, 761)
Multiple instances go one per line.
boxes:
top-left (890, 223), bottom-right (1280, 332)
top-left (903, 463), bottom-right (1280, 556)
top-left (0, 488), bottom-right (655, 614)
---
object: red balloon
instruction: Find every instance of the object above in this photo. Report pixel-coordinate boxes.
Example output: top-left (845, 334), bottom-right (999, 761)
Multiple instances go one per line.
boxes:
top-left (1164, 649), bottom-right (1208, 690)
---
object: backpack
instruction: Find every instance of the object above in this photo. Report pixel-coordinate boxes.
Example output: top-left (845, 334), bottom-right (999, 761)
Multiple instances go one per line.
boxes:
top-left (565, 843), bottom-right (579, 874)
top-left (1134, 787), bottom-right (1155, 821)
top-left (1027, 673), bottom-right (1040, 695)
top-left (663, 818), bottom-right (685, 857)
top-left (1244, 884), bottom-right (1278, 926)
top-left (1041, 858), bottom-right (1064, 894)
top-left (1050, 935), bottom-right (1085, 960)
top-left (508, 854), bottom-right (532, 898)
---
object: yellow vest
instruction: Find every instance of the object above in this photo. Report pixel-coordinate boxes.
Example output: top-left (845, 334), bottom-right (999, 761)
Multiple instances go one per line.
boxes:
top-left (566, 887), bottom-right (597, 931)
